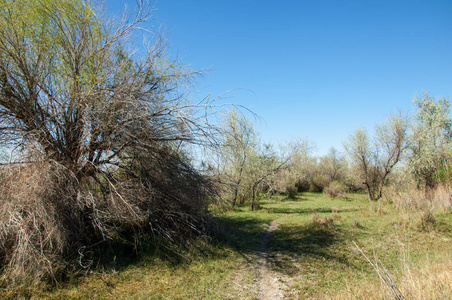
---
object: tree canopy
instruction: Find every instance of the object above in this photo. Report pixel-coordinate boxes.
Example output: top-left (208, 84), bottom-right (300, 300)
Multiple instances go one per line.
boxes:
top-left (0, 0), bottom-right (220, 282)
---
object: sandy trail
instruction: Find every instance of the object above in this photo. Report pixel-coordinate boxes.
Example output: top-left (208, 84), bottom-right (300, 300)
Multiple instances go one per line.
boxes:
top-left (254, 220), bottom-right (288, 300)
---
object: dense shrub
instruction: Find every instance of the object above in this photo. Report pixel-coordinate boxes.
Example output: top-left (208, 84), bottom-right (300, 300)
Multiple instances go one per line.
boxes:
top-left (343, 176), bottom-right (366, 193)
top-left (0, 0), bottom-right (219, 283)
top-left (0, 149), bottom-right (214, 283)
top-left (295, 178), bottom-right (311, 192)
top-left (285, 184), bottom-right (298, 199)
top-left (309, 175), bottom-right (329, 193)
top-left (323, 181), bottom-right (347, 198)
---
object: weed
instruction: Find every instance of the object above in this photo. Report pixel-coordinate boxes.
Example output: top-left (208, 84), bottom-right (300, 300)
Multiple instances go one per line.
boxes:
top-left (418, 210), bottom-right (437, 231)
top-left (354, 241), bottom-right (404, 299)
top-left (309, 214), bottom-right (337, 232)
top-left (393, 185), bottom-right (452, 211)
top-left (353, 217), bottom-right (364, 229)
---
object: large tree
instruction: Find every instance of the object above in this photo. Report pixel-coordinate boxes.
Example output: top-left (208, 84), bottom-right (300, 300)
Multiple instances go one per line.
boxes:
top-left (0, 0), bottom-right (219, 281)
top-left (0, 0), bottom-right (214, 176)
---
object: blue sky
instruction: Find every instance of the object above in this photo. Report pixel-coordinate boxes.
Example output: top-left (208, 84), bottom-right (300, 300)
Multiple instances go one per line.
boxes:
top-left (108, 0), bottom-right (452, 156)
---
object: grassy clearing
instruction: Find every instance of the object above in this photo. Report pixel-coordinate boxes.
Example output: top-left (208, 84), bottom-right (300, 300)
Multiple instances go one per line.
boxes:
top-left (1, 242), bottom-right (258, 300)
top-left (1, 192), bottom-right (450, 299)
top-left (252, 193), bottom-right (452, 299)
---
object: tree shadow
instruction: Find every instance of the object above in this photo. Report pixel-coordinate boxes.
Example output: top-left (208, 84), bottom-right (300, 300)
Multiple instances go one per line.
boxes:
top-left (269, 207), bottom-right (359, 215)
top-left (274, 195), bottom-right (310, 202)
top-left (88, 215), bottom-right (273, 274)
top-left (56, 198), bottom-right (360, 288)
top-left (212, 216), bottom-right (273, 256)
top-left (269, 221), bottom-right (361, 276)
top-left (211, 211), bottom-right (360, 273)
top-left (212, 203), bottom-right (364, 275)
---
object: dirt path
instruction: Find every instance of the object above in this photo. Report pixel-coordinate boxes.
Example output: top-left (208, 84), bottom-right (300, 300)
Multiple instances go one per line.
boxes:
top-left (254, 220), bottom-right (288, 300)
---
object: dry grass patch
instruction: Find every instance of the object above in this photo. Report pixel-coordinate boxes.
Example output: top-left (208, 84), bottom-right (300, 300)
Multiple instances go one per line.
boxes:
top-left (392, 185), bottom-right (452, 211)
top-left (329, 253), bottom-right (452, 300)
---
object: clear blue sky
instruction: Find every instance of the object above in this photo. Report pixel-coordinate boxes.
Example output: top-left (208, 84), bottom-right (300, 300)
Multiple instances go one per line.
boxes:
top-left (108, 0), bottom-right (452, 156)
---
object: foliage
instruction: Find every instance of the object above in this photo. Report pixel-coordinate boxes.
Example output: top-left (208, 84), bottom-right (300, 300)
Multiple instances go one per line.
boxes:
top-left (272, 139), bottom-right (317, 193)
top-left (212, 110), bottom-right (290, 209)
top-left (318, 147), bottom-right (347, 183)
top-left (285, 183), bottom-right (298, 199)
top-left (433, 165), bottom-right (452, 185)
top-left (323, 180), bottom-right (347, 198)
top-left (272, 145), bottom-right (348, 195)
top-left (309, 174), bottom-right (329, 192)
top-left (344, 113), bottom-right (409, 201)
top-left (213, 109), bottom-right (258, 207)
top-left (409, 93), bottom-right (452, 188)
top-left (247, 143), bottom-right (289, 210)
top-left (0, 0), bottom-right (219, 282)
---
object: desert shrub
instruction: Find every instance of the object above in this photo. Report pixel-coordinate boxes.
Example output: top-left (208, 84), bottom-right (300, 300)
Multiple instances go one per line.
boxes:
top-left (295, 178), bottom-right (311, 192)
top-left (0, 0), bottom-right (221, 283)
top-left (309, 175), bottom-right (329, 192)
top-left (0, 148), bottom-right (214, 283)
top-left (418, 210), bottom-right (438, 232)
top-left (307, 214), bottom-right (337, 233)
top-left (285, 184), bottom-right (298, 199)
top-left (323, 181), bottom-right (347, 199)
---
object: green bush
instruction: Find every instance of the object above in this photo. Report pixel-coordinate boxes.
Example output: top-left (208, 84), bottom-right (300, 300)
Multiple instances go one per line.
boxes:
top-left (433, 165), bottom-right (452, 185)
top-left (323, 181), bottom-right (347, 198)
top-left (286, 184), bottom-right (298, 199)
top-left (295, 178), bottom-right (311, 192)
top-left (309, 175), bottom-right (329, 192)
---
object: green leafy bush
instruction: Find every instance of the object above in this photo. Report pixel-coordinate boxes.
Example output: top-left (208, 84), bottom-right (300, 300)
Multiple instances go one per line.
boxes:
top-left (323, 181), bottom-right (347, 199)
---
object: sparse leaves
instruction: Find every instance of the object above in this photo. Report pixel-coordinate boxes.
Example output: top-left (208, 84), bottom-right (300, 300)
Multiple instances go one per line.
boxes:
top-left (345, 113), bottom-right (409, 201)
top-left (0, 0), bottom-right (220, 282)
top-left (409, 93), bottom-right (452, 188)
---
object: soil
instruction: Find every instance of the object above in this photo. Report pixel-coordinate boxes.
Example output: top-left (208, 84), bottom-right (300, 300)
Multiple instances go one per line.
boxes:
top-left (253, 220), bottom-right (289, 300)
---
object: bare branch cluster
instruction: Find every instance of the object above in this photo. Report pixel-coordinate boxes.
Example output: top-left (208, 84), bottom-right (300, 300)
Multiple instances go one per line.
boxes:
top-left (344, 113), bottom-right (409, 201)
top-left (0, 0), bottom-right (220, 282)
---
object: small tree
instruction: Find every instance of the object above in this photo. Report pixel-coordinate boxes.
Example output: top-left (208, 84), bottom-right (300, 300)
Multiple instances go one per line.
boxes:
top-left (214, 110), bottom-right (290, 209)
top-left (213, 109), bottom-right (257, 207)
top-left (344, 113), bottom-right (409, 201)
top-left (283, 139), bottom-right (317, 192)
top-left (247, 143), bottom-right (289, 210)
top-left (409, 93), bottom-right (452, 189)
top-left (318, 147), bottom-right (347, 184)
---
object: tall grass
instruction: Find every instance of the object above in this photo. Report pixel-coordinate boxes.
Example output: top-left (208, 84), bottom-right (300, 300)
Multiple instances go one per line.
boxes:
top-left (333, 245), bottom-right (452, 300)
top-left (390, 184), bottom-right (452, 211)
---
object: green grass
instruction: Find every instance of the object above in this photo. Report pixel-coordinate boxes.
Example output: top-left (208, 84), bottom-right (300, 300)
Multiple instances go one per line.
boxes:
top-left (220, 192), bottom-right (451, 299)
top-left (1, 192), bottom-right (451, 299)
